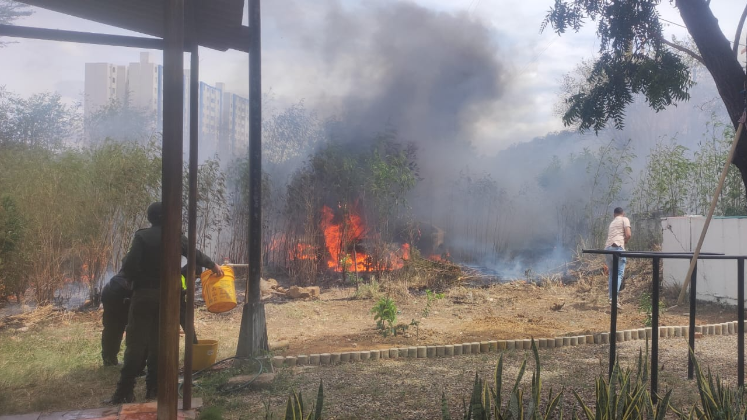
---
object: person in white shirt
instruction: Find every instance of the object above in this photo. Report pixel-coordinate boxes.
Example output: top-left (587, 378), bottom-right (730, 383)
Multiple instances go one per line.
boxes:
top-left (605, 207), bottom-right (632, 308)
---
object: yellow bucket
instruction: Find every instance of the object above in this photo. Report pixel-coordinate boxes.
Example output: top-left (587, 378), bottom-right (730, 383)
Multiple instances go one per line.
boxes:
top-left (191, 339), bottom-right (218, 371)
top-left (201, 265), bottom-right (237, 313)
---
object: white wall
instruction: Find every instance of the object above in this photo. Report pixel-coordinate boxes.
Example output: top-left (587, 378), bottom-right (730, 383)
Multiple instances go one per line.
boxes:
top-left (662, 216), bottom-right (747, 304)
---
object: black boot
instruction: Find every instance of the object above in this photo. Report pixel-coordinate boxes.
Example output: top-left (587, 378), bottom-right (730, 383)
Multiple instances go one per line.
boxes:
top-left (145, 385), bottom-right (157, 401)
top-left (107, 379), bottom-right (135, 405)
top-left (106, 390), bottom-right (134, 405)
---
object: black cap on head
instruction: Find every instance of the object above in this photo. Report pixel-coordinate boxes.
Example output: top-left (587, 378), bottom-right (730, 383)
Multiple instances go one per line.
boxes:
top-left (147, 202), bottom-right (162, 225)
top-left (614, 207), bottom-right (624, 215)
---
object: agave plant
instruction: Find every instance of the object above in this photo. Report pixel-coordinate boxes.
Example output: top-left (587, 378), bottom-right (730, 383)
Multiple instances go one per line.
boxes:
top-left (675, 349), bottom-right (747, 419)
top-left (447, 339), bottom-right (564, 420)
top-left (573, 342), bottom-right (672, 420)
top-left (265, 380), bottom-right (324, 420)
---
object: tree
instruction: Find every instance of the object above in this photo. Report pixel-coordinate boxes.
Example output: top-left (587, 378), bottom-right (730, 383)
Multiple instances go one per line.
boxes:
top-left (0, 90), bottom-right (80, 149)
top-left (543, 0), bottom-right (747, 194)
top-left (0, 1), bottom-right (32, 46)
top-left (85, 99), bottom-right (156, 145)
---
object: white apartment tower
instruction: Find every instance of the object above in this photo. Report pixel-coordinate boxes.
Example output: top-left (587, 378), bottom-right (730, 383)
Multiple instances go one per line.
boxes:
top-left (84, 63), bottom-right (127, 117)
top-left (127, 52), bottom-right (159, 114)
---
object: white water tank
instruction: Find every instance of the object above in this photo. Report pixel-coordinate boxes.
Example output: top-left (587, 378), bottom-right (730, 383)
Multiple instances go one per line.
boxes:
top-left (661, 215), bottom-right (747, 304)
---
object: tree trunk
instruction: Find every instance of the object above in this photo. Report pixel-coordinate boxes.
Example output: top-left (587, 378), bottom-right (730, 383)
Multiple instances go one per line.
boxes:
top-left (677, 0), bottom-right (747, 171)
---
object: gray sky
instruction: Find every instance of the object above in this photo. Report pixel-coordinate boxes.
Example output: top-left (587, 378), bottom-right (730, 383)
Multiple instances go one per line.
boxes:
top-left (0, 0), bottom-right (743, 155)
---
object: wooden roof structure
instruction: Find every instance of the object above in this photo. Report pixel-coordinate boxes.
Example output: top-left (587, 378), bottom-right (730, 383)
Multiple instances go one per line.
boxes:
top-left (17, 0), bottom-right (250, 51)
top-left (0, 1), bottom-right (267, 419)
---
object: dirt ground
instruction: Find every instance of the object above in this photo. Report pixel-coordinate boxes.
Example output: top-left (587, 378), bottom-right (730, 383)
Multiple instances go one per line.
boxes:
top-left (0, 258), bottom-right (742, 417)
top-left (205, 266), bottom-right (737, 357)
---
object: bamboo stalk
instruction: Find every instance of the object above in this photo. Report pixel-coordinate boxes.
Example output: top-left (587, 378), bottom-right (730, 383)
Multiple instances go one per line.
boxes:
top-left (677, 121), bottom-right (744, 304)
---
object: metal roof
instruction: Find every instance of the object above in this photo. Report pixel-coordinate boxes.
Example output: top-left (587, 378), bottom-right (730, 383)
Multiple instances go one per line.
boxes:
top-left (18, 0), bottom-right (249, 52)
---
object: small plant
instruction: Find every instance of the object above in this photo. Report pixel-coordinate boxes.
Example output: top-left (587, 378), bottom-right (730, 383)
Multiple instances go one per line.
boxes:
top-left (353, 279), bottom-right (381, 300)
top-left (264, 380), bottom-right (324, 420)
top-left (371, 297), bottom-right (398, 337)
top-left (573, 341), bottom-right (672, 420)
top-left (422, 289), bottom-right (445, 318)
top-left (638, 292), bottom-right (665, 327)
top-left (346, 272), bottom-right (363, 287)
top-left (675, 349), bottom-right (747, 419)
top-left (445, 339), bottom-right (564, 420)
top-left (197, 406), bottom-right (224, 420)
top-left (410, 318), bottom-right (420, 340)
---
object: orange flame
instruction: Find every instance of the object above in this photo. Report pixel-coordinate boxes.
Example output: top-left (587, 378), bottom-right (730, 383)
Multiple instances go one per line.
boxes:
top-left (320, 205), bottom-right (369, 272)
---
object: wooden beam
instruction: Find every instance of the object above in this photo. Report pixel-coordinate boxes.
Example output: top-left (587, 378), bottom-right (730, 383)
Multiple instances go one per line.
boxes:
top-left (236, 0), bottom-right (268, 358)
top-left (158, 0), bottom-right (184, 419)
top-left (182, 0), bottom-right (200, 408)
top-left (0, 24), bottom-right (163, 49)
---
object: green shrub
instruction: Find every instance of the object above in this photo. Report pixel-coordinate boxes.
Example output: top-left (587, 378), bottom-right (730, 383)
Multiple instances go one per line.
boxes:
top-left (371, 297), bottom-right (398, 337)
top-left (265, 380), bottom-right (324, 420)
top-left (353, 279), bottom-right (381, 300)
top-left (197, 406), bottom-right (224, 420)
top-left (675, 350), bottom-right (747, 419)
top-left (446, 339), bottom-right (564, 420)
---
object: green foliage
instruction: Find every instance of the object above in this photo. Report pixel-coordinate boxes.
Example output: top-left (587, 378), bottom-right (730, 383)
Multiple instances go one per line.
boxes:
top-left (0, 141), bottom-right (161, 303)
top-left (265, 381), bottom-right (324, 420)
top-left (677, 351), bottom-right (747, 419)
top-left (371, 297), bottom-right (398, 336)
top-left (447, 339), bottom-right (564, 420)
top-left (0, 89), bottom-right (80, 149)
top-left (0, 195), bottom-right (28, 299)
top-left (542, 0), bottom-right (691, 132)
top-left (353, 279), bottom-right (381, 300)
top-left (182, 156), bottom-right (231, 252)
top-left (638, 292), bottom-right (665, 327)
top-left (630, 138), bottom-right (692, 217)
top-left (573, 343), bottom-right (671, 420)
top-left (422, 289), bottom-right (445, 318)
top-left (197, 406), bottom-right (225, 420)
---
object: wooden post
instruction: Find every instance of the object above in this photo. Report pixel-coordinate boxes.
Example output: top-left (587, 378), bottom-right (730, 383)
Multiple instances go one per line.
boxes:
top-left (159, 0), bottom-right (184, 418)
top-left (236, 0), bottom-right (269, 358)
top-left (183, 8), bottom-right (200, 408)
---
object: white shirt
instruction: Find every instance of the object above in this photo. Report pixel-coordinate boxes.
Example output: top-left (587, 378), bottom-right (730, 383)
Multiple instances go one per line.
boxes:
top-left (605, 216), bottom-right (631, 249)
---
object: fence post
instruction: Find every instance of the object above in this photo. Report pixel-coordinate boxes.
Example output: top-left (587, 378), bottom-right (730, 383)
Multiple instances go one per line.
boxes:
top-left (651, 257), bottom-right (660, 401)
top-left (609, 252), bottom-right (619, 378)
top-left (688, 262), bottom-right (697, 380)
top-left (739, 258), bottom-right (745, 387)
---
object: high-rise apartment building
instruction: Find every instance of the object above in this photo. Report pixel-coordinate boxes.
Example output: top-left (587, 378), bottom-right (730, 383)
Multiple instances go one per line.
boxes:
top-left (198, 81), bottom-right (224, 157)
top-left (84, 52), bottom-right (248, 161)
top-left (84, 63), bottom-right (127, 117)
top-left (222, 91), bottom-right (249, 156)
top-left (127, 52), bottom-right (159, 114)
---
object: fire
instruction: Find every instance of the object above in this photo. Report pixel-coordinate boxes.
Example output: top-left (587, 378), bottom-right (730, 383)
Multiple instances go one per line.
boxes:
top-left (320, 205), bottom-right (369, 272)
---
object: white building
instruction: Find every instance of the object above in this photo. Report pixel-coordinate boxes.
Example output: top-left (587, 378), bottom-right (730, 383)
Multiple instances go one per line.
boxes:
top-left (127, 52), bottom-right (159, 114)
top-left (84, 63), bottom-right (127, 117)
top-left (198, 81), bottom-right (224, 157)
top-left (222, 91), bottom-right (249, 156)
top-left (662, 215), bottom-right (747, 305)
top-left (84, 52), bottom-right (248, 160)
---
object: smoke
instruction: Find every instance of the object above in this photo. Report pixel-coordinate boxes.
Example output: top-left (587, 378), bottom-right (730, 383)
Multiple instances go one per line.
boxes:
top-left (256, 0), bottom-right (732, 278)
top-left (264, 0), bottom-right (510, 148)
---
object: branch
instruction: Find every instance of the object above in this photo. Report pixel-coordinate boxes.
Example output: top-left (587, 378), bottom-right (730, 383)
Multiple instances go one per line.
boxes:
top-left (661, 38), bottom-right (704, 65)
top-left (733, 2), bottom-right (747, 57)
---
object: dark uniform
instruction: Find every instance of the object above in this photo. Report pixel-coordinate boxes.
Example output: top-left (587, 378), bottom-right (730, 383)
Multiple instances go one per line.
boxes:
top-left (100, 270), bottom-right (132, 366)
top-left (110, 202), bottom-right (218, 403)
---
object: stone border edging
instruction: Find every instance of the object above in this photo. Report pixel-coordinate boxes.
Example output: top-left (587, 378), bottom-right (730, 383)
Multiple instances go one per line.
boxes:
top-left (269, 321), bottom-right (740, 369)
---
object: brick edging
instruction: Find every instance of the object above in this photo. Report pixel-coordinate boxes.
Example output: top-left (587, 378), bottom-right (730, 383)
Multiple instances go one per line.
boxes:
top-left (270, 321), bottom-right (740, 368)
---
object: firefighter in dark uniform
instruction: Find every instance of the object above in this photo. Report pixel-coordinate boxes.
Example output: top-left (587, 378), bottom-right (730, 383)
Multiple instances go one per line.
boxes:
top-left (100, 266), bottom-right (132, 366)
top-left (109, 202), bottom-right (223, 404)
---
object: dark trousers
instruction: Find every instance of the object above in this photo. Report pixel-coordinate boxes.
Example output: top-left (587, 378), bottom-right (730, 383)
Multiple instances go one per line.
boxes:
top-left (117, 289), bottom-right (160, 393)
top-left (101, 283), bottom-right (130, 366)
